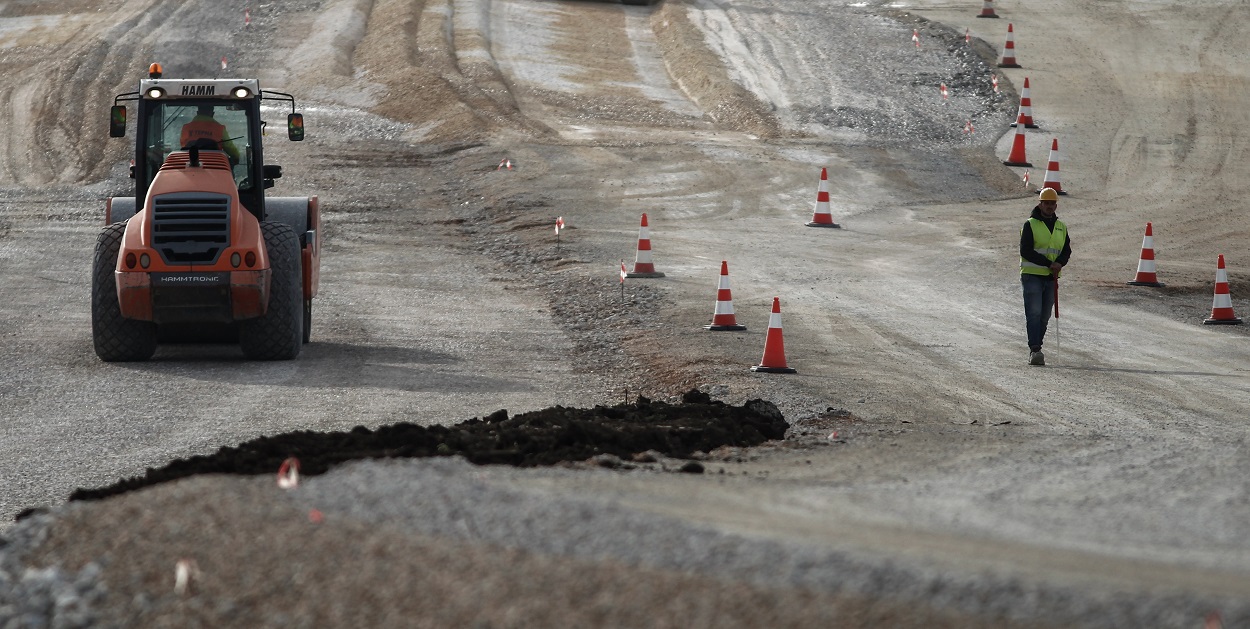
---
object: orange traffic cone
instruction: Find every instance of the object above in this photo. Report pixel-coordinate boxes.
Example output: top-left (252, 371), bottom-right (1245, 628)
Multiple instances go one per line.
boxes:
top-left (1203, 255), bottom-right (1242, 325)
top-left (1003, 114), bottom-right (1033, 167)
top-left (998, 23), bottom-right (1022, 68)
top-left (806, 167), bottom-right (841, 228)
top-left (1127, 222), bottom-right (1164, 287)
top-left (1042, 138), bottom-right (1066, 195)
top-left (626, 213), bottom-right (665, 278)
top-left (1010, 77), bottom-right (1039, 128)
top-left (976, 0), bottom-right (999, 18)
top-left (751, 297), bottom-right (796, 373)
top-left (705, 261), bottom-right (747, 331)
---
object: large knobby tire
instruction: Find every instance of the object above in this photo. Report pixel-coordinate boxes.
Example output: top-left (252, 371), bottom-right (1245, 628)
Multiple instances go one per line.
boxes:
top-left (266, 198), bottom-right (313, 345)
top-left (239, 222), bottom-right (302, 360)
top-left (92, 223), bottom-right (157, 361)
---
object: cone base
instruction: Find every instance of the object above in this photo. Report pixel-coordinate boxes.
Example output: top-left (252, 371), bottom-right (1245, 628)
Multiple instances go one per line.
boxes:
top-left (751, 365), bottom-right (797, 373)
top-left (1127, 280), bottom-right (1164, 287)
top-left (806, 221), bottom-right (842, 228)
top-left (1203, 317), bottom-right (1243, 325)
top-left (1009, 123), bottom-right (1041, 129)
top-left (625, 272), bottom-right (665, 278)
top-left (705, 324), bottom-right (747, 331)
top-left (998, 62), bottom-right (1022, 68)
top-left (1003, 161), bottom-right (1033, 168)
top-left (976, 14), bottom-right (1000, 18)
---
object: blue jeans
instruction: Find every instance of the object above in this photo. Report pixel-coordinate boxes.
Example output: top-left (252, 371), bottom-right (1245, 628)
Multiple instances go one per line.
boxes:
top-left (1021, 273), bottom-right (1056, 351)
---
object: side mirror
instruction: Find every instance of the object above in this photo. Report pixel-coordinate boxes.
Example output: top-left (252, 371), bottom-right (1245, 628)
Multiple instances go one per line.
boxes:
top-left (110, 106), bottom-right (127, 138)
top-left (287, 113), bottom-right (304, 141)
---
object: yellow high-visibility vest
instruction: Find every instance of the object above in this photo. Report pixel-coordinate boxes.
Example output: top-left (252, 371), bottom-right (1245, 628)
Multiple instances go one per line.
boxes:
top-left (1021, 217), bottom-right (1066, 276)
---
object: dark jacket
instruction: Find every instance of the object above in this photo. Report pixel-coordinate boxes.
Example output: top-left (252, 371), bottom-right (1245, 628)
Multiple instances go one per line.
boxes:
top-left (1020, 205), bottom-right (1072, 271)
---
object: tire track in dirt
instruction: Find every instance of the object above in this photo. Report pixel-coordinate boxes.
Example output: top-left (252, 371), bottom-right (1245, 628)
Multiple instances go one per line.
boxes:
top-left (0, 1), bottom-right (156, 185)
top-left (281, 0), bottom-right (549, 144)
top-left (649, 1), bottom-right (781, 138)
top-left (0, 0), bottom-right (246, 186)
top-left (270, 0), bottom-right (776, 144)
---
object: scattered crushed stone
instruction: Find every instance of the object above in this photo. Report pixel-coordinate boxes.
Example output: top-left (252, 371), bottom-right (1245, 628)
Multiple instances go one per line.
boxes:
top-left (3, 1), bottom-right (1244, 628)
top-left (6, 470), bottom-right (1062, 629)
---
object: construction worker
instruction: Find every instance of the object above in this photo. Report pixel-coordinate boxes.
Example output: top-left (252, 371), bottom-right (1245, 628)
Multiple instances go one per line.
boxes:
top-left (1020, 187), bottom-right (1071, 366)
top-left (179, 105), bottom-right (240, 163)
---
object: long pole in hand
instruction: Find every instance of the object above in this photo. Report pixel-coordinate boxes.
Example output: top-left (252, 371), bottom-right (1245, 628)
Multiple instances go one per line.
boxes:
top-left (1053, 276), bottom-right (1059, 360)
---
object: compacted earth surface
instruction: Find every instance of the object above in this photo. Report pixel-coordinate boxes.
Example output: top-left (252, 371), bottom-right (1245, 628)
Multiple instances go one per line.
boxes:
top-left (3, 0), bottom-right (1250, 627)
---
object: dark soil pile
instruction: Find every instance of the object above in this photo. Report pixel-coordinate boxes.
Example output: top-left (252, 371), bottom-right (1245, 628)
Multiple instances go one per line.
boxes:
top-left (66, 390), bottom-right (787, 503)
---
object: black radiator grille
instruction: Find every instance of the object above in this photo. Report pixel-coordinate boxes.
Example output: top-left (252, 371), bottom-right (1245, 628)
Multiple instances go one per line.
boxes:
top-left (151, 193), bottom-right (231, 264)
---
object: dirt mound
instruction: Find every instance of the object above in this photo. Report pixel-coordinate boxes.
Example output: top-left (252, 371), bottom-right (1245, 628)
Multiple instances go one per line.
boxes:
top-left (63, 390), bottom-right (787, 505)
top-left (650, 1), bottom-right (783, 138)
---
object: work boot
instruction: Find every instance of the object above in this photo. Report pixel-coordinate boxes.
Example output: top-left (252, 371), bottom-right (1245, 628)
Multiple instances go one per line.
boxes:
top-left (1029, 351), bottom-right (1045, 366)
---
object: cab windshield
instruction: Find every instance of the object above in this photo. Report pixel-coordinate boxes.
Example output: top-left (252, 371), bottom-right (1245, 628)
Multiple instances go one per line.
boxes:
top-left (143, 101), bottom-right (253, 191)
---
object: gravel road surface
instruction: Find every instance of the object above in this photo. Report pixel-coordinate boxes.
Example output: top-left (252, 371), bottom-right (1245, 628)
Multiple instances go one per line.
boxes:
top-left (2, 0), bottom-right (1248, 627)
